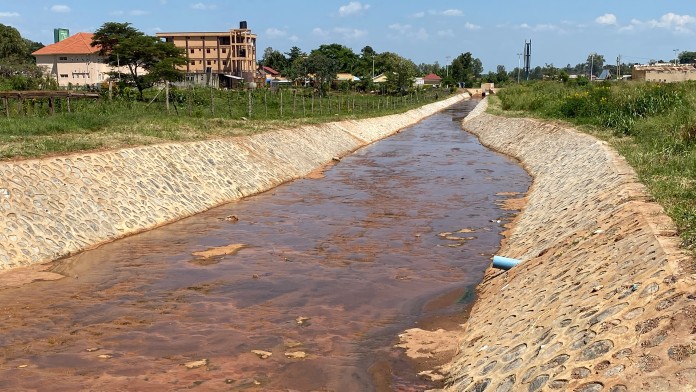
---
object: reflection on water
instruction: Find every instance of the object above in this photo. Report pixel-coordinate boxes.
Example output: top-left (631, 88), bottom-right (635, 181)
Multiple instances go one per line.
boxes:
top-left (0, 101), bottom-right (530, 391)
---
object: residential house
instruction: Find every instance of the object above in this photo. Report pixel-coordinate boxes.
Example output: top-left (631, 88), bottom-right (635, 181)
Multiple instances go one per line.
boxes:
top-left (372, 73), bottom-right (388, 84)
top-left (423, 73), bottom-right (442, 87)
top-left (32, 32), bottom-right (129, 87)
top-left (157, 22), bottom-right (257, 88)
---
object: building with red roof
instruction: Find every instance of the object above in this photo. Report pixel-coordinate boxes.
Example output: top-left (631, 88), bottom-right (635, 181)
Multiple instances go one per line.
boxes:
top-left (33, 32), bottom-right (132, 87)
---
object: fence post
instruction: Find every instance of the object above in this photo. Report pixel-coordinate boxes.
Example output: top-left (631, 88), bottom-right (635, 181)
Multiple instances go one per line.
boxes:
top-left (3, 97), bottom-right (8, 118)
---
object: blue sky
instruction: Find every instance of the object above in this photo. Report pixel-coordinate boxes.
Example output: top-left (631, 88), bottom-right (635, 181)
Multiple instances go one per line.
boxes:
top-left (2, 1), bottom-right (695, 72)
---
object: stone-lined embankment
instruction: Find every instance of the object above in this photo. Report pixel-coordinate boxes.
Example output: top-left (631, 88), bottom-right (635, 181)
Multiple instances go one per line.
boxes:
top-left (440, 100), bottom-right (695, 391)
top-left (0, 94), bottom-right (464, 271)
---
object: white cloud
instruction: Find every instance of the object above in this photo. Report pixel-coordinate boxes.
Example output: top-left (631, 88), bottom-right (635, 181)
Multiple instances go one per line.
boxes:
top-left (618, 13), bottom-right (696, 34)
top-left (648, 12), bottom-right (696, 32)
top-left (442, 9), bottom-right (463, 17)
top-left (334, 27), bottom-right (367, 39)
top-left (190, 3), bottom-right (216, 10)
top-left (518, 23), bottom-right (559, 32)
top-left (338, 1), bottom-right (370, 17)
top-left (388, 24), bottom-right (428, 41)
top-left (413, 11), bottom-right (425, 18)
top-left (388, 23), bottom-right (412, 35)
top-left (312, 27), bottom-right (329, 37)
top-left (0, 11), bottom-right (20, 17)
top-left (464, 22), bottom-right (481, 30)
top-left (266, 27), bottom-right (288, 38)
top-left (130, 9), bottom-right (147, 16)
top-left (51, 5), bottom-right (70, 13)
top-left (595, 13), bottom-right (617, 25)
top-left (437, 29), bottom-right (454, 37)
top-left (311, 27), bottom-right (366, 40)
top-left (110, 10), bottom-right (125, 16)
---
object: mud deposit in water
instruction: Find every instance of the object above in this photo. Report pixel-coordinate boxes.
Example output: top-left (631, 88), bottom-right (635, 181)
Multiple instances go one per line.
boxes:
top-left (0, 101), bottom-right (530, 391)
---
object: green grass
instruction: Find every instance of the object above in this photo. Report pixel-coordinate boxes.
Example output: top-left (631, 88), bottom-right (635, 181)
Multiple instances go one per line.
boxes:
top-left (0, 87), bottom-right (453, 160)
top-left (493, 81), bottom-right (696, 256)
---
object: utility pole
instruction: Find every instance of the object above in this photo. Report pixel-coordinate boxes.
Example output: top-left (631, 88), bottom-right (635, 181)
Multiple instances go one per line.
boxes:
top-left (673, 49), bottom-right (680, 65)
top-left (372, 54), bottom-right (375, 79)
top-left (517, 52), bottom-right (522, 83)
top-left (446, 55), bottom-right (451, 77)
top-left (616, 55), bottom-right (621, 80)
top-left (590, 54), bottom-right (594, 81)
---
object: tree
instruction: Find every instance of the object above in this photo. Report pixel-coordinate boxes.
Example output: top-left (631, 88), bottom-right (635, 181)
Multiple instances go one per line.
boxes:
top-left (0, 23), bottom-right (30, 64)
top-left (261, 47), bottom-right (288, 72)
top-left (306, 52), bottom-right (338, 94)
top-left (311, 44), bottom-right (358, 73)
top-left (450, 52), bottom-right (483, 88)
top-left (381, 52), bottom-right (417, 94)
top-left (586, 53), bottom-right (605, 78)
top-left (678, 51), bottom-right (696, 64)
top-left (285, 46), bottom-right (305, 66)
top-left (92, 22), bottom-right (186, 100)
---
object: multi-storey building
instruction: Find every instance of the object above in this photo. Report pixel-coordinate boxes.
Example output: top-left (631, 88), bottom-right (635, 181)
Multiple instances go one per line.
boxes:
top-left (157, 22), bottom-right (257, 88)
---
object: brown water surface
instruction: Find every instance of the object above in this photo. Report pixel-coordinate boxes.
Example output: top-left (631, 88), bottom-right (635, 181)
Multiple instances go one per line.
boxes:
top-left (0, 101), bottom-right (530, 391)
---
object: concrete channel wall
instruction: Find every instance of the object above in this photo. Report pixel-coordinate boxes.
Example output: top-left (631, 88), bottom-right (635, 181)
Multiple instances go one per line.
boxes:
top-left (442, 100), bottom-right (696, 391)
top-left (0, 94), bottom-right (464, 271)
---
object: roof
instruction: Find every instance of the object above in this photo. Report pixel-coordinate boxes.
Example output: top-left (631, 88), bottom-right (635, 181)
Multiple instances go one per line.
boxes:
top-left (335, 73), bottom-right (360, 81)
top-left (262, 66), bottom-right (280, 76)
top-left (32, 33), bottom-right (99, 56)
top-left (423, 73), bottom-right (442, 81)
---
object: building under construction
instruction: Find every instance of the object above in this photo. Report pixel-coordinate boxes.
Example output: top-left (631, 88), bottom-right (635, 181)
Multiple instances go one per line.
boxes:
top-left (157, 21), bottom-right (257, 88)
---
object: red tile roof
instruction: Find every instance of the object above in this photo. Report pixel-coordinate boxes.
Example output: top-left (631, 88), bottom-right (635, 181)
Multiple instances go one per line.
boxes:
top-left (262, 66), bottom-right (280, 76)
top-left (423, 73), bottom-right (442, 81)
top-left (32, 33), bottom-right (100, 56)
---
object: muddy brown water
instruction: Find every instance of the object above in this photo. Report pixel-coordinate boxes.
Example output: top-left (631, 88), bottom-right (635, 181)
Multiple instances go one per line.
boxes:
top-left (0, 101), bottom-right (530, 391)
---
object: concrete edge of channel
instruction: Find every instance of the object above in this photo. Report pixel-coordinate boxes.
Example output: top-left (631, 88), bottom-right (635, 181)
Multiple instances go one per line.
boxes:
top-left (439, 98), bottom-right (696, 391)
top-left (0, 93), bottom-right (468, 272)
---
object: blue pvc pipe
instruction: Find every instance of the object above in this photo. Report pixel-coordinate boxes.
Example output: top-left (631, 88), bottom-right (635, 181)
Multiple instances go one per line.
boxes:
top-left (492, 255), bottom-right (522, 270)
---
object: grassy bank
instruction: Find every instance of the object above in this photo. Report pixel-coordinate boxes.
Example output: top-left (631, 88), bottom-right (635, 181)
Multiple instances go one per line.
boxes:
top-left (0, 87), bottom-right (453, 160)
top-left (492, 82), bottom-right (696, 253)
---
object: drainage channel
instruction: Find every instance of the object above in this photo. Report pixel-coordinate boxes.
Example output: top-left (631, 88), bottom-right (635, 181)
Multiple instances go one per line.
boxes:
top-left (0, 100), bottom-right (531, 391)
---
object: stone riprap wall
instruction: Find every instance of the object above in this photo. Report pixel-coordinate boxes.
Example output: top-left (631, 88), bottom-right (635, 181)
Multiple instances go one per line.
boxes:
top-left (442, 101), bottom-right (695, 391)
top-left (0, 95), bottom-right (464, 271)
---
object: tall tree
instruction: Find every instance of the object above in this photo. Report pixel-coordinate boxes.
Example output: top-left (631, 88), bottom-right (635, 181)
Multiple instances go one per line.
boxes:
top-left (0, 23), bottom-right (30, 64)
top-left (92, 22), bottom-right (186, 100)
top-left (381, 52), bottom-right (417, 93)
top-left (450, 52), bottom-right (482, 88)
top-left (306, 52), bottom-right (338, 94)
top-left (261, 47), bottom-right (287, 71)
top-left (678, 51), bottom-right (696, 64)
top-left (311, 44), bottom-right (358, 73)
top-left (285, 46), bottom-right (305, 65)
top-left (586, 53), bottom-right (605, 78)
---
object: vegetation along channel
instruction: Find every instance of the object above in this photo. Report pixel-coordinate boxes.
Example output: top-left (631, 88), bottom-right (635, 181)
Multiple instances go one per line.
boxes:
top-left (0, 100), bottom-right (530, 391)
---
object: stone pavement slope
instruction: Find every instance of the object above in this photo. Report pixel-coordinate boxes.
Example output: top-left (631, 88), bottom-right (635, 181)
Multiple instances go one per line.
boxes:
top-left (0, 94), bottom-right (464, 271)
top-left (440, 100), bottom-right (696, 391)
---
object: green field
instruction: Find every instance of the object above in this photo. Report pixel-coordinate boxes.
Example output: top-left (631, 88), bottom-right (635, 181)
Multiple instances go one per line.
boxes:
top-left (0, 86), bottom-right (452, 160)
top-left (492, 81), bottom-right (696, 255)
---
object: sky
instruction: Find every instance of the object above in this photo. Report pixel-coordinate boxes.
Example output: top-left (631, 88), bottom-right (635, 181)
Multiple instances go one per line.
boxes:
top-left (1, 0), bottom-right (695, 72)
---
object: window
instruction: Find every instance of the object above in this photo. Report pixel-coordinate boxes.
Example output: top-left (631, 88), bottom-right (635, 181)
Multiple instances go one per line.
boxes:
top-left (222, 60), bottom-right (228, 66)
top-left (219, 37), bottom-right (230, 45)
top-left (221, 48), bottom-right (227, 54)
top-left (60, 74), bottom-right (68, 78)
top-left (190, 49), bottom-right (194, 54)
top-left (206, 48), bottom-right (211, 54)
top-left (59, 56), bottom-right (67, 61)
top-left (207, 60), bottom-right (211, 65)
top-left (190, 61), bottom-right (195, 65)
